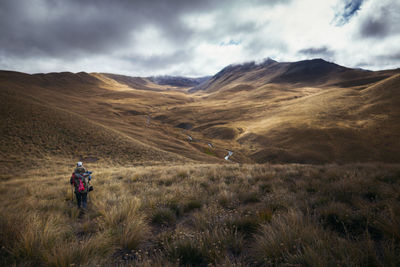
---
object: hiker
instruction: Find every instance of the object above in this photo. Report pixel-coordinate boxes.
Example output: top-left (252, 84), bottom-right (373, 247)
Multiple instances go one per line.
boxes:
top-left (70, 162), bottom-right (92, 209)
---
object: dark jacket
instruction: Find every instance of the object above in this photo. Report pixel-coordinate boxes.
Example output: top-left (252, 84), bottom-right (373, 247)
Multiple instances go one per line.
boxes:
top-left (70, 167), bottom-right (89, 193)
top-left (74, 166), bottom-right (86, 174)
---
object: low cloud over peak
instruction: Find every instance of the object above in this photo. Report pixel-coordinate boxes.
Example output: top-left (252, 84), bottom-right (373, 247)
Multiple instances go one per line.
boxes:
top-left (298, 46), bottom-right (335, 61)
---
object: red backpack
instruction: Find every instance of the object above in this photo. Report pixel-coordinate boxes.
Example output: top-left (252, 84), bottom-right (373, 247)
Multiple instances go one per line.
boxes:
top-left (72, 173), bottom-right (87, 192)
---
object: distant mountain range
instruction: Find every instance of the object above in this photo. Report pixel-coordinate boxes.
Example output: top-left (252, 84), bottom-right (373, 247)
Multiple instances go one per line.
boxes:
top-left (190, 58), bottom-right (398, 92)
top-left (149, 75), bottom-right (211, 88)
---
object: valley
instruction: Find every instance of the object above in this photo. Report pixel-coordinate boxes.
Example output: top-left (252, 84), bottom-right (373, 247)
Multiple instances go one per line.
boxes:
top-left (1, 58), bottom-right (400, 266)
top-left (1, 59), bottom-right (399, 173)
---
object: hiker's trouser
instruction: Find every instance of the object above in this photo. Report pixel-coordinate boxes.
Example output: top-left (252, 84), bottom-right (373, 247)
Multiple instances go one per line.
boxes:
top-left (75, 192), bottom-right (88, 209)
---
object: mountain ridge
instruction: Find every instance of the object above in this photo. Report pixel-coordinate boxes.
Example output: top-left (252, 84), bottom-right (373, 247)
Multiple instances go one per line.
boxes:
top-left (189, 58), bottom-right (399, 93)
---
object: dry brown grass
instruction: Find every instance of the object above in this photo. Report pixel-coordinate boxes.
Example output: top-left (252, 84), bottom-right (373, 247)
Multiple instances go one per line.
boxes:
top-left (1, 69), bottom-right (400, 265)
top-left (0, 60), bottom-right (400, 266)
top-left (2, 69), bottom-right (400, 170)
top-left (1, 162), bottom-right (400, 266)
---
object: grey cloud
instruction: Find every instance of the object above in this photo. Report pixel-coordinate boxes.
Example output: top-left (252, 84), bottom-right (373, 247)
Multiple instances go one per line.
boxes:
top-left (124, 50), bottom-right (191, 71)
top-left (0, 0), bottom-right (214, 58)
top-left (243, 36), bottom-right (288, 59)
top-left (298, 47), bottom-right (335, 56)
top-left (359, 2), bottom-right (400, 38)
top-left (0, 1), bottom-right (138, 58)
top-left (194, 19), bottom-right (260, 45)
top-left (360, 19), bottom-right (388, 37)
top-left (376, 52), bottom-right (400, 61)
top-left (297, 46), bottom-right (335, 60)
top-left (235, 0), bottom-right (291, 4)
top-left (354, 62), bottom-right (371, 69)
top-left (3, 0), bottom-right (399, 76)
top-left (354, 51), bottom-right (400, 70)
top-left (0, 0), bottom-right (290, 74)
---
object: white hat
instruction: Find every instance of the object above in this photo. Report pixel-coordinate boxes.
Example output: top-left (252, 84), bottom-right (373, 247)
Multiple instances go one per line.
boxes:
top-left (77, 162), bottom-right (83, 167)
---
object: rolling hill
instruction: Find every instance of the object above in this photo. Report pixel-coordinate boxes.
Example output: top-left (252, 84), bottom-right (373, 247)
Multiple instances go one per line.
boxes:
top-left (0, 81), bottom-right (191, 173)
top-left (1, 58), bottom-right (400, 171)
top-left (0, 71), bottom-right (224, 172)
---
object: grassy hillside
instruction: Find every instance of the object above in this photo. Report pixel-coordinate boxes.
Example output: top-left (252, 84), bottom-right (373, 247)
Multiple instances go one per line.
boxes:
top-left (150, 73), bottom-right (400, 164)
top-left (0, 86), bottom-right (188, 174)
top-left (1, 163), bottom-right (400, 266)
top-left (1, 64), bottom-right (400, 168)
top-left (1, 63), bottom-right (400, 266)
top-left (239, 74), bottom-right (400, 163)
top-left (0, 71), bottom-right (228, 173)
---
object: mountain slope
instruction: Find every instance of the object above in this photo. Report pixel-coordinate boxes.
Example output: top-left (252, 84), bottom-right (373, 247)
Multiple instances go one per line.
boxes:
top-left (191, 58), bottom-right (397, 93)
top-left (0, 85), bottom-right (189, 172)
top-left (97, 73), bottom-right (160, 91)
top-left (236, 74), bottom-right (400, 163)
top-left (0, 71), bottom-right (226, 171)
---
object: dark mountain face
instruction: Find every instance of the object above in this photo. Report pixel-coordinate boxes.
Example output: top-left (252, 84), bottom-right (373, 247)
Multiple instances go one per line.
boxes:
top-left (270, 59), bottom-right (348, 84)
top-left (190, 58), bottom-right (397, 93)
top-left (189, 58), bottom-right (278, 93)
top-left (149, 75), bottom-right (211, 87)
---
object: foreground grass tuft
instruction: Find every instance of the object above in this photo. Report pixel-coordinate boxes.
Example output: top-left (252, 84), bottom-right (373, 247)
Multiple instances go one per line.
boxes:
top-left (1, 163), bottom-right (400, 265)
top-left (151, 207), bottom-right (176, 226)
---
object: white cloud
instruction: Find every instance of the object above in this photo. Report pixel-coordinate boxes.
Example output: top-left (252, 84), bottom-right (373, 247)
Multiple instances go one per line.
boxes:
top-left (129, 26), bottom-right (176, 57)
top-left (181, 12), bottom-right (217, 32)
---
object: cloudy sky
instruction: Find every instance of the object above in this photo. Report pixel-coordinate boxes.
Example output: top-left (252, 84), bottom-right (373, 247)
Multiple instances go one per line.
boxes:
top-left (1, 0), bottom-right (399, 77)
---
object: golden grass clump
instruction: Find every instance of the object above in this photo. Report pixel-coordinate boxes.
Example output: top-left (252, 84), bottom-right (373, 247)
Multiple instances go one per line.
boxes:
top-left (1, 162), bottom-right (400, 266)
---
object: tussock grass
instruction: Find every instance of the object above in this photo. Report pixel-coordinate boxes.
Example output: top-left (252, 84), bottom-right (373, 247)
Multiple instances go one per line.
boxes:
top-left (151, 207), bottom-right (176, 226)
top-left (1, 162), bottom-right (400, 265)
top-left (44, 232), bottom-right (112, 267)
top-left (251, 209), bottom-right (362, 266)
